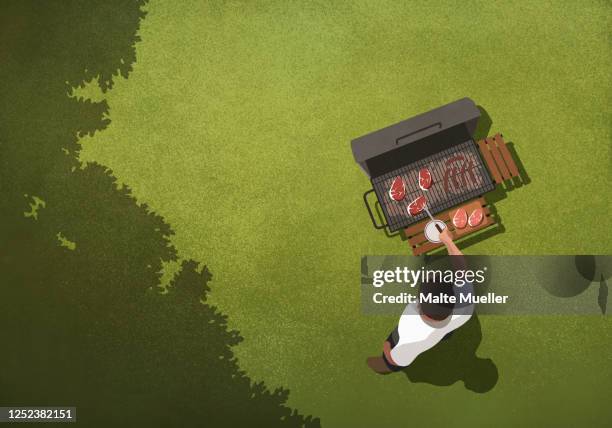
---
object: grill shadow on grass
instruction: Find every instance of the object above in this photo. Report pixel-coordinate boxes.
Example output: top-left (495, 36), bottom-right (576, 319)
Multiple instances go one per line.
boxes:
top-left (402, 314), bottom-right (498, 393)
top-left (474, 106), bottom-right (493, 142)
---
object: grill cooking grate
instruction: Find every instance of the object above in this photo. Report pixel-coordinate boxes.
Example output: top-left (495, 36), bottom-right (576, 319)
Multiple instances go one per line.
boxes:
top-left (371, 140), bottom-right (494, 232)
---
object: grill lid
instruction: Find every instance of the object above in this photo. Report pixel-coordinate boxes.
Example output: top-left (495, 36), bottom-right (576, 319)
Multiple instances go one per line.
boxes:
top-left (351, 98), bottom-right (480, 177)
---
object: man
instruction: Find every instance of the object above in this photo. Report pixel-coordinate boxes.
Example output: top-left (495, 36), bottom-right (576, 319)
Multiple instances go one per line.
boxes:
top-left (366, 228), bottom-right (474, 374)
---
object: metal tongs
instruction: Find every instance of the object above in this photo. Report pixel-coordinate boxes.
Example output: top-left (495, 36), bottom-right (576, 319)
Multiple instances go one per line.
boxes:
top-left (423, 205), bottom-right (444, 233)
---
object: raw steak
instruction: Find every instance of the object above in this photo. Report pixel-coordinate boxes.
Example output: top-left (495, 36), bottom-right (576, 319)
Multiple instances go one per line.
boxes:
top-left (407, 195), bottom-right (427, 216)
top-left (388, 176), bottom-right (406, 201)
top-left (419, 168), bottom-right (432, 191)
top-left (468, 208), bottom-right (484, 227)
top-left (452, 208), bottom-right (468, 229)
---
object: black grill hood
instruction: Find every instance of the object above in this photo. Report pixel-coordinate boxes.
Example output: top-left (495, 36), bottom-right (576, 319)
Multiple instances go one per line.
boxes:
top-left (351, 98), bottom-right (480, 177)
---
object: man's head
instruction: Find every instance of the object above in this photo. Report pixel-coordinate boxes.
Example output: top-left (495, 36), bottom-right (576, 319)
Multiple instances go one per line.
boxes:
top-left (419, 280), bottom-right (455, 321)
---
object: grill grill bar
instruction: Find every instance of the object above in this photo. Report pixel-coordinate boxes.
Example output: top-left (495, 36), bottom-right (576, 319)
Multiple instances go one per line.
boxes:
top-left (371, 140), bottom-right (494, 232)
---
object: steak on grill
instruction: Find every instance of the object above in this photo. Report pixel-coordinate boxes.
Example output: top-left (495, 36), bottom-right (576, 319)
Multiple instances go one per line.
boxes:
top-left (468, 208), bottom-right (484, 227)
top-left (407, 195), bottom-right (427, 216)
top-left (388, 176), bottom-right (406, 201)
top-left (452, 208), bottom-right (468, 229)
top-left (366, 140), bottom-right (494, 232)
top-left (419, 168), bottom-right (432, 191)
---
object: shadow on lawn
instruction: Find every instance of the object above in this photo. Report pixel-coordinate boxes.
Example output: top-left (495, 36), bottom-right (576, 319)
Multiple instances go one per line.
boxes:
top-left (0, 1), bottom-right (318, 426)
top-left (474, 105), bottom-right (493, 142)
top-left (540, 256), bottom-right (612, 314)
top-left (575, 256), bottom-right (612, 315)
top-left (402, 315), bottom-right (498, 393)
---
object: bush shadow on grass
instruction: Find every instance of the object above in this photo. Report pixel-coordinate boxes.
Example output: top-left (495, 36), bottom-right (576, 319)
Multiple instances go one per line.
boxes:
top-left (402, 314), bottom-right (498, 393)
top-left (0, 1), bottom-right (318, 426)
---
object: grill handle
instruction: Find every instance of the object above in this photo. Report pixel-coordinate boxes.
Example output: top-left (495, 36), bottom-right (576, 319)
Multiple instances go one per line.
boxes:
top-left (363, 189), bottom-right (388, 230)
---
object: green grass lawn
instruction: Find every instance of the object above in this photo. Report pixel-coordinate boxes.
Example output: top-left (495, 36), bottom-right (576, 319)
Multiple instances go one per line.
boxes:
top-left (78, 1), bottom-right (611, 426)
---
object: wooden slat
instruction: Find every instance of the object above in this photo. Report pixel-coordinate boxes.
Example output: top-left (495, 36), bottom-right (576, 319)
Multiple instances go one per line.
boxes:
top-left (487, 137), bottom-right (511, 180)
top-left (494, 133), bottom-right (520, 178)
top-left (477, 139), bottom-right (503, 183)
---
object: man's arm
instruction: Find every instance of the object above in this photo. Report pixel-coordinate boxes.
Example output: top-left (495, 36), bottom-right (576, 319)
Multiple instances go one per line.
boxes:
top-left (439, 228), bottom-right (462, 256)
top-left (439, 227), bottom-right (467, 270)
top-left (439, 228), bottom-right (475, 318)
top-left (440, 227), bottom-right (467, 269)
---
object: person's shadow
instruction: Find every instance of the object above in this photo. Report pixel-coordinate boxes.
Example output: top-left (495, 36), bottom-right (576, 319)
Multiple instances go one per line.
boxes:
top-left (401, 314), bottom-right (498, 393)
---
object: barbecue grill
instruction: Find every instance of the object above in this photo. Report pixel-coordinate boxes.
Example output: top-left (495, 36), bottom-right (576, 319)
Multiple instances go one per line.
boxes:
top-left (351, 98), bottom-right (495, 233)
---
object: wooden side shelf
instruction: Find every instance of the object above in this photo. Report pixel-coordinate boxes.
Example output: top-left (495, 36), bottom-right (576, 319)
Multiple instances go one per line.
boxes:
top-left (404, 197), bottom-right (496, 256)
top-left (477, 133), bottom-right (520, 184)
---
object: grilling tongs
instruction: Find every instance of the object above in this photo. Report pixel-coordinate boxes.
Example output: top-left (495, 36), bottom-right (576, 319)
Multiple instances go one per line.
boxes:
top-left (423, 205), bottom-right (445, 233)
